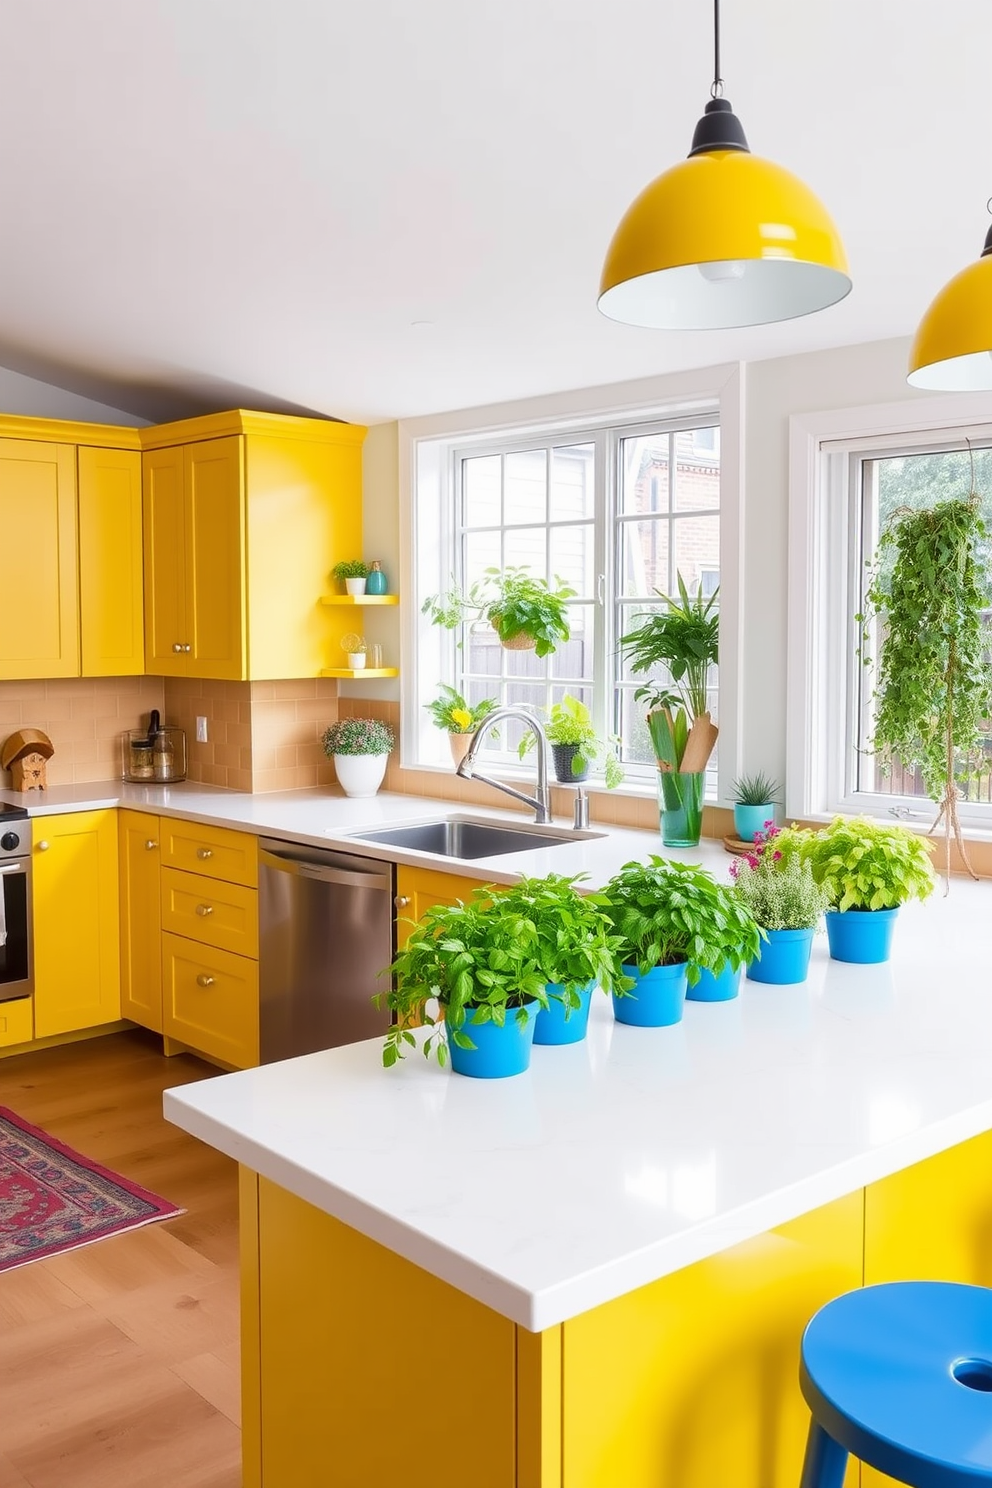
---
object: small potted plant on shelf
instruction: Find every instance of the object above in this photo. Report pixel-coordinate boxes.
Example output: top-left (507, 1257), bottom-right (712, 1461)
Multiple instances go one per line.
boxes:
top-left (340, 633), bottom-right (367, 670)
top-left (729, 824), bottom-right (828, 985)
top-left (494, 874), bottom-right (631, 1045)
top-left (422, 566), bottom-right (576, 658)
top-left (732, 772), bottom-right (781, 843)
top-left (322, 717), bottom-right (394, 799)
top-left (332, 559), bottom-right (370, 596)
top-left (797, 815), bottom-right (936, 964)
top-left (425, 684), bottom-right (499, 768)
top-left (619, 574), bottom-right (719, 848)
top-left (600, 857), bottom-right (761, 1025)
top-left (518, 694), bottom-right (624, 788)
top-left (380, 888), bottom-right (549, 1078)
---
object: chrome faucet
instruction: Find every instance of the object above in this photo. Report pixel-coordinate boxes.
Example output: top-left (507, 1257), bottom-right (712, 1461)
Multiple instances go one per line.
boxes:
top-left (456, 706), bottom-right (552, 825)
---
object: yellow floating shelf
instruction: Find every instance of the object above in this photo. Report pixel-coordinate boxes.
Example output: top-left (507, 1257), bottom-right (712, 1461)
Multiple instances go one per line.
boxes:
top-left (321, 594), bottom-right (399, 606)
top-left (320, 667), bottom-right (399, 679)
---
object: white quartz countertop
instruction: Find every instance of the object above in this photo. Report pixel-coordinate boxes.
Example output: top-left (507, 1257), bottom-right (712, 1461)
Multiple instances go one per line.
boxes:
top-left (165, 876), bottom-right (992, 1331)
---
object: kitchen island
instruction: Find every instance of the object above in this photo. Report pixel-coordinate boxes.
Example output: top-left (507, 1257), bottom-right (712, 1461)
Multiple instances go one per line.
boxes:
top-left (165, 874), bottom-right (992, 1488)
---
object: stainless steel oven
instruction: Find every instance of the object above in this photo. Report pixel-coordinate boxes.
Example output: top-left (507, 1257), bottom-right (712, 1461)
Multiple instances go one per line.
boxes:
top-left (0, 803), bottom-right (32, 1002)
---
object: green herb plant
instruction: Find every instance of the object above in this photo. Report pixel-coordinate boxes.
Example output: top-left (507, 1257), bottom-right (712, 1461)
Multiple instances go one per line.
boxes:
top-left (332, 559), bottom-right (370, 580)
top-left (799, 816), bottom-right (936, 912)
top-left (321, 717), bottom-right (395, 757)
top-left (730, 825), bottom-right (830, 930)
top-left (518, 694), bottom-right (624, 788)
top-left (732, 772), bottom-right (781, 807)
top-left (425, 684), bottom-right (498, 735)
top-left (422, 566), bottom-right (576, 658)
top-left (600, 856), bottom-right (761, 982)
top-left (495, 874), bottom-right (632, 1015)
top-left (618, 574), bottom-right (719, 770)
top-left (861, 494), bottom-right (992, 879)
top-left (380, 890), bottom-right (549, 1067)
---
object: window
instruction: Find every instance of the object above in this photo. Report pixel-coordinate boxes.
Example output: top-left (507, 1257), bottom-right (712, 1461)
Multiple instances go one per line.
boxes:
top-left (411, 411), bottom-right (722, 785)
top-left (788, 400), bottom-right (992, 827)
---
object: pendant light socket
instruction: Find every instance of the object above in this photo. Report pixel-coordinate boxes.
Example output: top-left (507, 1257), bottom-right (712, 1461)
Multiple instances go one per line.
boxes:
top-left (689, 97), bottom-right (750, 156)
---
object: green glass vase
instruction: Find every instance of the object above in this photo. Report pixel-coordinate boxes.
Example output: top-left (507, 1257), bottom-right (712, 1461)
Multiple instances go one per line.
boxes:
top-left (658, 770), bottom-right (705, 847)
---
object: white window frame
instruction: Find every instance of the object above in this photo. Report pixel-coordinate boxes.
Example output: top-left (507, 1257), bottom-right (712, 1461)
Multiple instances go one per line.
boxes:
top-left (398, 364), bottom-right (745, 800)
top-left (787, 390), bottom-right (992, 829)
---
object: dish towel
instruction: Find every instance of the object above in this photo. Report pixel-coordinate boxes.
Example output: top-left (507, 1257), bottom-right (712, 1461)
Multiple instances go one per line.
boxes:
top-left (0, 874), bottom-right (6, 947)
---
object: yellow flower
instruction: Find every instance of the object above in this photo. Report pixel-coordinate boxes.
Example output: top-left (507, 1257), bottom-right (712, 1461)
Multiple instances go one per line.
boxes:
top-left (450, 707), bottom-right (472, 731)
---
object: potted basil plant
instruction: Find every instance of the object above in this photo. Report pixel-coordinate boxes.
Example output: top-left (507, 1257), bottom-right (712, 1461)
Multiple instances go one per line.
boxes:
top-left (600, 857), bottom-right (761, 1024)
top-left (381, 889), bottom-right (549, 1077)
top-left (730, 824), bottom-right (829, 984)
top-left (518, 694), bottom-right (624, 788)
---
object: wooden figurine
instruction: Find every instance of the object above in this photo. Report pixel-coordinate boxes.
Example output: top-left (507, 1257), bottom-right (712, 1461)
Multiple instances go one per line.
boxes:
top-left (0, 728), bottom-right (55, 790)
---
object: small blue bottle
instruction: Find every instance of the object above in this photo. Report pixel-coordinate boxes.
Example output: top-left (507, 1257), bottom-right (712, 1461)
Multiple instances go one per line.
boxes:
top-left (365, 560), bottom-right (388, 595)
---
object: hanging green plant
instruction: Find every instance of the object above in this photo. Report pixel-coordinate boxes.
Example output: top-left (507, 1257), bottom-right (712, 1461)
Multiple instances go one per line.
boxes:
top-left (861, 493), bottom-right (992, 880)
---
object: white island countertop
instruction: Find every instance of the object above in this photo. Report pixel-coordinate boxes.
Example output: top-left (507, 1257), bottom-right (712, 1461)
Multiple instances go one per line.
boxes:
top-left (166, 876), bottom-right (992, 1331)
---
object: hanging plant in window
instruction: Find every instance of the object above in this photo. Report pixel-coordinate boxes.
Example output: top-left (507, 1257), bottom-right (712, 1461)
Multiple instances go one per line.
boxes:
top-left (861, 488), bottom-right (992, 881)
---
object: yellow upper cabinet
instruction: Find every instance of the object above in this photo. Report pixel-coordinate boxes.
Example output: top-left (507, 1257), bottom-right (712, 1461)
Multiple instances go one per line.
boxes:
top-left (78, 445), bottom-right (144, 675)
top-left (142, 412), bottom-right (366, 681)
top-left (0, 439), bottom-right (78, 678)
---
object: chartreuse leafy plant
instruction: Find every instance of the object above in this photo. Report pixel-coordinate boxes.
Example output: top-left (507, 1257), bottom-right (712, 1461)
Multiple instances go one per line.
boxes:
top-left (799, 816), bottom-right (936, 912)
top-left (425, 684), bottom-right (498, 734)
top-left (494, 874), bottom-right (632, 1015)
top-left (600, 857), bottom-right (761, 983)
top-left (518, 694), bottom-right (624, 788)
top-left (422, 566), bottom-right (576, 658)
top-left (730, 825), bottom-right (830, 931)
top-left (332, 559), bottom-right (370, 580)
top-left (380, 889), bottom-right (549, 1067)
top-left (861, 496), bottom-right (991, 879)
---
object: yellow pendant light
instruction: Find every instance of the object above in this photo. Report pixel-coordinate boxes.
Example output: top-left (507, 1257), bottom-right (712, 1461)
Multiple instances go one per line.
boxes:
top-left (908, 221), bottom-right (992, 389)
top-left (598, 0), bottom-right (851, 330)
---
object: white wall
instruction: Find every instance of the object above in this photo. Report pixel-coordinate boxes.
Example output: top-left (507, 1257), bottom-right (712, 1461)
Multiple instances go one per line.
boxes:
top-left (340, 421), bottom-right (402, 702)
top-left (0, 364), bottom-right (148, 425)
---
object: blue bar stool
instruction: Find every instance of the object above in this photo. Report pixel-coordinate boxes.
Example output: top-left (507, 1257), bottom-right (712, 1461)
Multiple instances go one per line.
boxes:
top-left (799, 1281), bottom-right (992, 1487)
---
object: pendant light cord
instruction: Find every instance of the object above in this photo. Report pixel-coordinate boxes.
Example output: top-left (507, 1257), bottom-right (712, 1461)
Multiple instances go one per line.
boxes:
top-left (710, 0), bottom-right (724, 98)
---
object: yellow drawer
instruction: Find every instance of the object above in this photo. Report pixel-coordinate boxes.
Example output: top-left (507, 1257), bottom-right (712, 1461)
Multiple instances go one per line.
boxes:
top-left (159, 819), bottom-right (257, 888)
top-left (0, 998), bottom-right (33, 1047)
top-left (161, 867), bottom-right (258, 960)
top-left (162, 932), bottom-right (258, 1069)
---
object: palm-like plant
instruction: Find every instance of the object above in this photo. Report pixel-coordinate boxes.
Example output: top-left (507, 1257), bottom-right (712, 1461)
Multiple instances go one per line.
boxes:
top-left (618, 575), bottom-right (719, 771)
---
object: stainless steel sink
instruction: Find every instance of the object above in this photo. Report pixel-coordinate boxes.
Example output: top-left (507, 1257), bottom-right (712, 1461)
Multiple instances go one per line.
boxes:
top-left (346, 815), bottom-right (604, 860)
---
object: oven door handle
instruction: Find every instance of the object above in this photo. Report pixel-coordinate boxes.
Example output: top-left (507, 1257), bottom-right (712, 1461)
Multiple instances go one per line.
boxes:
top-left (0, 862), bottom-right (26, 875)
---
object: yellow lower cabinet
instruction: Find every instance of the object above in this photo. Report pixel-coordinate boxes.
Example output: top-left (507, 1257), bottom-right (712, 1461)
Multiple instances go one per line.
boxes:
top-left (561, 1193), bottom-right (863, 1488)
top-left (118, 810), bottom-right (163, 1033)
top-left (33, 809), bottom-right (121, 1038)
top-left (161, 867), bottom-right (258, 959)
top-left (0, 998), bottom-right (33, 1047)
top-left (395, 864), bottom-right (487, 948)
top-left (162, 932), bottom-right (258, 1069)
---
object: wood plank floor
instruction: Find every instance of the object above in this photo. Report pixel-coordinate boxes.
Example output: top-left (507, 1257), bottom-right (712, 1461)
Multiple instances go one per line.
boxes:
top-left (0, 1029), bottom-right (241, 1487)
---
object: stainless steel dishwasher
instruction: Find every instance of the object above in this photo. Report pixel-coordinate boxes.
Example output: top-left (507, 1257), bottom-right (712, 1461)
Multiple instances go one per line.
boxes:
top-left (258, 838), bottom-right (393, 1063)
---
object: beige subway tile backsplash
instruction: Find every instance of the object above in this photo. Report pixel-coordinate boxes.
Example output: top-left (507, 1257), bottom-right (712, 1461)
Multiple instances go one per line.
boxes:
top-left (0, 676), bottom-right (165, 789)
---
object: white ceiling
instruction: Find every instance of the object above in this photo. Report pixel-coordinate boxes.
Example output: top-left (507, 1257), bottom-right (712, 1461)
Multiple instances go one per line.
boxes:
top-left (0, 0), bottom-right (987, 425)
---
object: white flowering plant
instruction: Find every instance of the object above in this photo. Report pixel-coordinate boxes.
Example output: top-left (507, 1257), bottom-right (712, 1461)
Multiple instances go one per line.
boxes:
top-left (730, 824), bottom-right (830, 931)
top-left (321, 718), bottom-right (395, 757)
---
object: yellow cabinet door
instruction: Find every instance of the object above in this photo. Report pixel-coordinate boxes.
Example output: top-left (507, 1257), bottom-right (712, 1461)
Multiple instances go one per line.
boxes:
top-left (33, 810), bottom-right (121, 1038)
top-left (395, 865), bottom-right (485, 948)
top-left (78, 445), bottom-right (144, 676)
top-left (118, 810), bottom-right (163, 1033)
top-left (0, 439), bottom-right (78, 678)
top-left (162, 932), bottom-right (258, 1069)
top-left (185, 436), bottom-right (246, 680)
top-left (143, 444), bottom-right (187, 675)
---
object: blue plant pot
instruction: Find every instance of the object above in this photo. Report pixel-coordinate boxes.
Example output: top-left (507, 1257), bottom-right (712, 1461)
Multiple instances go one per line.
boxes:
top-left (613, 963), bottom-right (687, 1027)
top-left (447, 1000), bottom-right (539, 1078)
top-left (733, 803), bottom-right (776, 842)
top-left (687, 962), bottom-right (742, 1002)
top-left (534, 981), bottom-right (595, 1045)
top-left (365, 566), bottom-right (388, 595)
top-left (746, 927), bottom-right (814, 985)
top-left (825, 907), bottom-right (898, 964)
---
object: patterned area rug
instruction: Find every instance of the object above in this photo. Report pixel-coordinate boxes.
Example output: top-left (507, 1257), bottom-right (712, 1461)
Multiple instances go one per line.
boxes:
top-left (0, 1105), bottom-right (183, 1272)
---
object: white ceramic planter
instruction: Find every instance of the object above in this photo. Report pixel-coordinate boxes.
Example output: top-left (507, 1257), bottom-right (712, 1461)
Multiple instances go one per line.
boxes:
top-left (344, 577), bottom-right (367, 596)
top-left (333, 752), bottom-right (388, 798)
top-left (346, 652), bottom-right (367, 669)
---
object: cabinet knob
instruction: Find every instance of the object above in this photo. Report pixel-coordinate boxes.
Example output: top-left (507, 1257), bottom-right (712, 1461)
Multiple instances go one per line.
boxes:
top-left (173, 643), bottom-right (183, 653)
top-left (145, 839), bottom-right (158, 850)
top-left (394, 895), bottom-right (411, 910)
top-left (183, 644), bottom-right (192, 653)
top-left (196, 974), bottom-right (215, 989)
top-left (195, 903), bottom-right (214, 917)
top-left (196, 848), bottom-right (213, 860)
top-left (37, 840), bottom-right (50, 852)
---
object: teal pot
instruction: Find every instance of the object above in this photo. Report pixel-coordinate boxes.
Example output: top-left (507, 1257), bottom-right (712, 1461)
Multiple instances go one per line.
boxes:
top-left (365, 563), bottom-right (388, 595)
top-left (687, 962), bottom-right (741, 1002)
top-left (534, 980), bottom-right (595, 1045)
top-left (825, 907), bottom-right (898, 965)
top-left (746, 927), bottom-right (814, 985)
top-left (447, 1000), bottom-right (540, 1079)
top-left (658, 770), bottom-right (705, 848)
top-left (733, 803), bottom-right (775, 842)
top-left (551, 743), bottom-right (589, 784)
top-left (613, 963), bottom-right (687, 1027)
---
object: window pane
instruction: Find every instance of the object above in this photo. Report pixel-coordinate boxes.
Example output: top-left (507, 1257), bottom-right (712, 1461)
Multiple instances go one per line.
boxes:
top-left (620, 518), bottom-right (670, 597)
top-left (620, 435), bottom-right (670, 515)
top-left (673, 428), bottom-right (721, 513)
top-left (504, 526), bottom-right (547, 572)
top-left (505, 450), bottom-right (547, 525)
top-left (551, 444), bottom-right (595, 520)
top-left (617, 688), bottom-right (658, 766)
top-left (550, 522), bottom-right (594, 597)
top-left (672, 515), bottom-right (720, 596)
top-left (464, 530), bottom-right (501, 585)
top-left (550, 604), bottom-right (594, 682)
top-left (465, 631), bottom-right (502, 677)
top-left (463, 455), bottom-right (501, 528)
